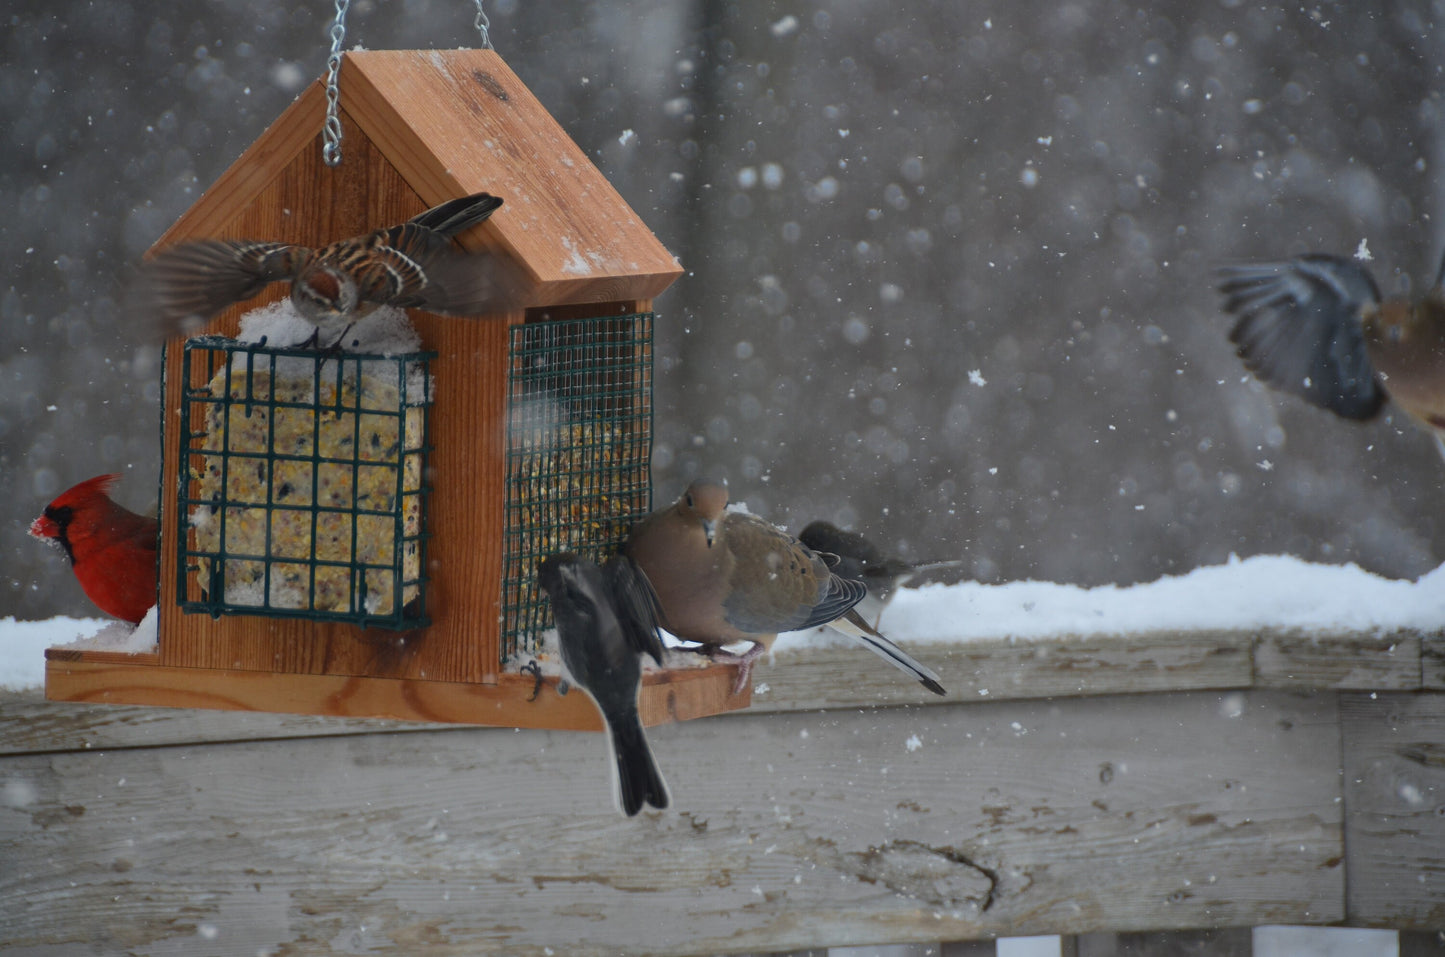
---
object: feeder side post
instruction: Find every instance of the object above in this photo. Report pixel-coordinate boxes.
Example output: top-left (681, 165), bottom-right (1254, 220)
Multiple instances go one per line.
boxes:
top-left (409, 311), bottom-right (518, 683)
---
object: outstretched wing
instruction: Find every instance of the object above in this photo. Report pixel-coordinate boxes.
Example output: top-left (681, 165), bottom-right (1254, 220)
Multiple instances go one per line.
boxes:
top-left (136, 240), bottom-right (304, 336)
top-left (346, 193), bottom-right (507, 315)
top-left (1218, 254), bottom-right (1386, 420)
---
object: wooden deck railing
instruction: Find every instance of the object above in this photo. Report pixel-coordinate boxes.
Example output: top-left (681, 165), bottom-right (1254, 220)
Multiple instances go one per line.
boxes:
top-left (2, 626), bottom-right (1442, 954)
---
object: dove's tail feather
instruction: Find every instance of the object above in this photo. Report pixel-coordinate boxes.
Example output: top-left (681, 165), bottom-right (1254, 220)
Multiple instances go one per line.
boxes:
top-left (831, 610), bottom-right (946, 696)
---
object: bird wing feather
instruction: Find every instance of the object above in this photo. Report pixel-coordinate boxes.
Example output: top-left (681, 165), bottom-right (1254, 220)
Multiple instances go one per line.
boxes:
top-left (720, 512), bottom-right (866, 634)
top-left (603, 554), bottom-right (667, 666)
top-left (1218, 254), bottom-right (1386, 420)
top-left (137, 240), bottom-right (305, 336)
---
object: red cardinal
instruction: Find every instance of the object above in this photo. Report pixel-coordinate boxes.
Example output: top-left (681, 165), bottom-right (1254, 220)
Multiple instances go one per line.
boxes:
top-left (30, 474), bottom-right (159, 624)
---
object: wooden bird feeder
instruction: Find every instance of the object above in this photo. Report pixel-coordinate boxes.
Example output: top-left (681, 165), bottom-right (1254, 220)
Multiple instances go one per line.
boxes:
top-left (44, 49), bottom-right (749, 729)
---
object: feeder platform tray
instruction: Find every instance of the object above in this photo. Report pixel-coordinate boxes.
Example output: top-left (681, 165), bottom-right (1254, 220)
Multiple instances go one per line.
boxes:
top-left (44, 648), bottom-right (748, 730)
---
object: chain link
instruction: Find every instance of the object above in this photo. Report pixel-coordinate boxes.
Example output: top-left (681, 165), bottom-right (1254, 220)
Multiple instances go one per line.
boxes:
top-left (321, 0), bottom-right (350, 167)
top-left (324, 0), bottom-right (490, 166)
top-left (473, 0), bottom-right (493, 49)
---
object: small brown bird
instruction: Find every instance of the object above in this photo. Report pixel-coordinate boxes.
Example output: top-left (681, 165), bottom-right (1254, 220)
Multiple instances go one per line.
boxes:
top-left (624, 481), bottom-right (946, 696)
top-left (1218, 252), bottom-right (1445, 454)
top-left (139, 191), bottom-right (504, 347)
top-left (799, 520), bottom-right (967, 628)
top-left (538, 552), bottom-right (670, 817)
top-left (30, 474), bottom-right (158, 624)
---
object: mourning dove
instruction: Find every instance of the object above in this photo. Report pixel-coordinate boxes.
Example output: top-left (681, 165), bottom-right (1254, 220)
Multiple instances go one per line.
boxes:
top-left (1219, 251), bottom-right (1445, 458)
top-left (799, 520), bottom-right (967, 628)
top-left (538, 552), bottom-right (670, 817)
top-left (624, 481), bottom-right (946, 696)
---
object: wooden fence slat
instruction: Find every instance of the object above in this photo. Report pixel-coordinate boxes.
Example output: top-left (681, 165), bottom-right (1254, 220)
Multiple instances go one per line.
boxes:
top-left (749, 631), bottom-right (1253, 713)
top-left (0, 687), bottom-right (430, 756)
top-left (3, 626), bottom-right (1421, 757)
top-left (1421, 633), bottom-right (1445, 692)
top-left (0, 692), bottom-right (1342, 954)
top-left (1341, 692), bottom-right (1445, 928)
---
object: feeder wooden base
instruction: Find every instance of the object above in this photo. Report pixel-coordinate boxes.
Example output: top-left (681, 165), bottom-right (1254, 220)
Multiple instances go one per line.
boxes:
top-left (43, 649), bottom-right (748, 730)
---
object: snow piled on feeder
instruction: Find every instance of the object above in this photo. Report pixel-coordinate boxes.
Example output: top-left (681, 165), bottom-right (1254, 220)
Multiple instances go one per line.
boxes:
top-left (182, 301), bottom-right (433, 622)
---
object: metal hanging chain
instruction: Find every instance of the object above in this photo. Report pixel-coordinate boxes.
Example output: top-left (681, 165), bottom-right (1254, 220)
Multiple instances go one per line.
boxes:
top-left (323, 0), bottom-right (492, 165)
top-left (473, 0), bottom-right (493, 49)
top-left (322, 0), bottom-right (350, 167)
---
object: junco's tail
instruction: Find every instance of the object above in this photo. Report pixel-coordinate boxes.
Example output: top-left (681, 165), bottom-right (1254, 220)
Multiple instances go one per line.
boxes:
top-left (606, 708), bottom-right (670, 816)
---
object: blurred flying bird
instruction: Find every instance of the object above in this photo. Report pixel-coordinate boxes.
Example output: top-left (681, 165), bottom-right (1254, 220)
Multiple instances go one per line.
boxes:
top-left (537, 552), bottom-right (670, 817)
top-left (798, 520), bottom-right (967, 628)
top-left (1218, 251), bottom-right (1445, 456)
top-left (139, 191), bottom-right (504, 347)
top-left (624, 481), bottom-right (946, 696)
top-left (30, 474), bottom-right (158, 624)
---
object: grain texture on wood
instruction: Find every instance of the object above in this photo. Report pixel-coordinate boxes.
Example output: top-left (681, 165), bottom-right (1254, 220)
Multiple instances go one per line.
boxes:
top-left (0, 692), bottom-right (1342, 954)
top-left (1341, 692), bottom-right (1445, 928)
top-left (0, 686), bottom-right (407, 757)
top-left (343, 50), bottom-right (683, 306)
top-left (42, 657), bottom-right (747, 730)
top-left (1254, 630), bottom-right (1421, 690)
top-left (149, 82), bottom-right (327, 252)
top-left (407, 309), bottom-right (515, 683)
top-left (748, 630), bottom-right (1253, 712)
top-left (18, 628), bottom-right (1437, 754)
top-left (1421, 633), bottom-right (1445, 691)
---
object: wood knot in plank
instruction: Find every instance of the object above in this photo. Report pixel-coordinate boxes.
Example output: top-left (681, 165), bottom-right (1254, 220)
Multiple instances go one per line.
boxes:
top-left (847, 839), bottom-right (997, 912)
top-left (472, 70), bottom-right (509, 101)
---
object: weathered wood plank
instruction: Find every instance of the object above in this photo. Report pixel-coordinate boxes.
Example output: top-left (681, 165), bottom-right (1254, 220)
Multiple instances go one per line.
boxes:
top-left (4, 629), bottom-right (1250, 756)
top-left (0, 692), bottom-right (1342, 954)
top-left (3, 627), bottom-right (1425, 755)
top-left (1421, 632), bottom-right (1445, 691)
top-left (748, 631), bottom-right (1253, 713)
top-left (1341, 692), bottom-right (1445, 929)
top-left (0, 686), bottom-right (410, 755)
top-left (1254, 630), bottom-right (1421, 691)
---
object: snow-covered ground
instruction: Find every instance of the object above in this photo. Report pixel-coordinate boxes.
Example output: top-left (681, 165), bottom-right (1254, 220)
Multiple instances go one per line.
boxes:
top-left (7, 554), bottom-right (1442, 692)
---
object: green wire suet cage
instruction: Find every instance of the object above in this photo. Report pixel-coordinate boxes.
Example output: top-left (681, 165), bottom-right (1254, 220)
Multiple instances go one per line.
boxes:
top-left (501, 311), bottom-right (654, 662)
top-left (176, 336), bottom-right (434, 630)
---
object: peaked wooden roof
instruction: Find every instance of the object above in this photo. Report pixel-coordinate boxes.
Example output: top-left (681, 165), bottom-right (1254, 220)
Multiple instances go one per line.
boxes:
top-left (153, 49), bottom-right (681, 310)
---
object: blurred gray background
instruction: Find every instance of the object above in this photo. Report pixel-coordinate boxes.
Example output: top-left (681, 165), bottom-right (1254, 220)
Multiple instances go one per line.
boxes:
top-left (4, 0), bottom-right (1444, 621)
